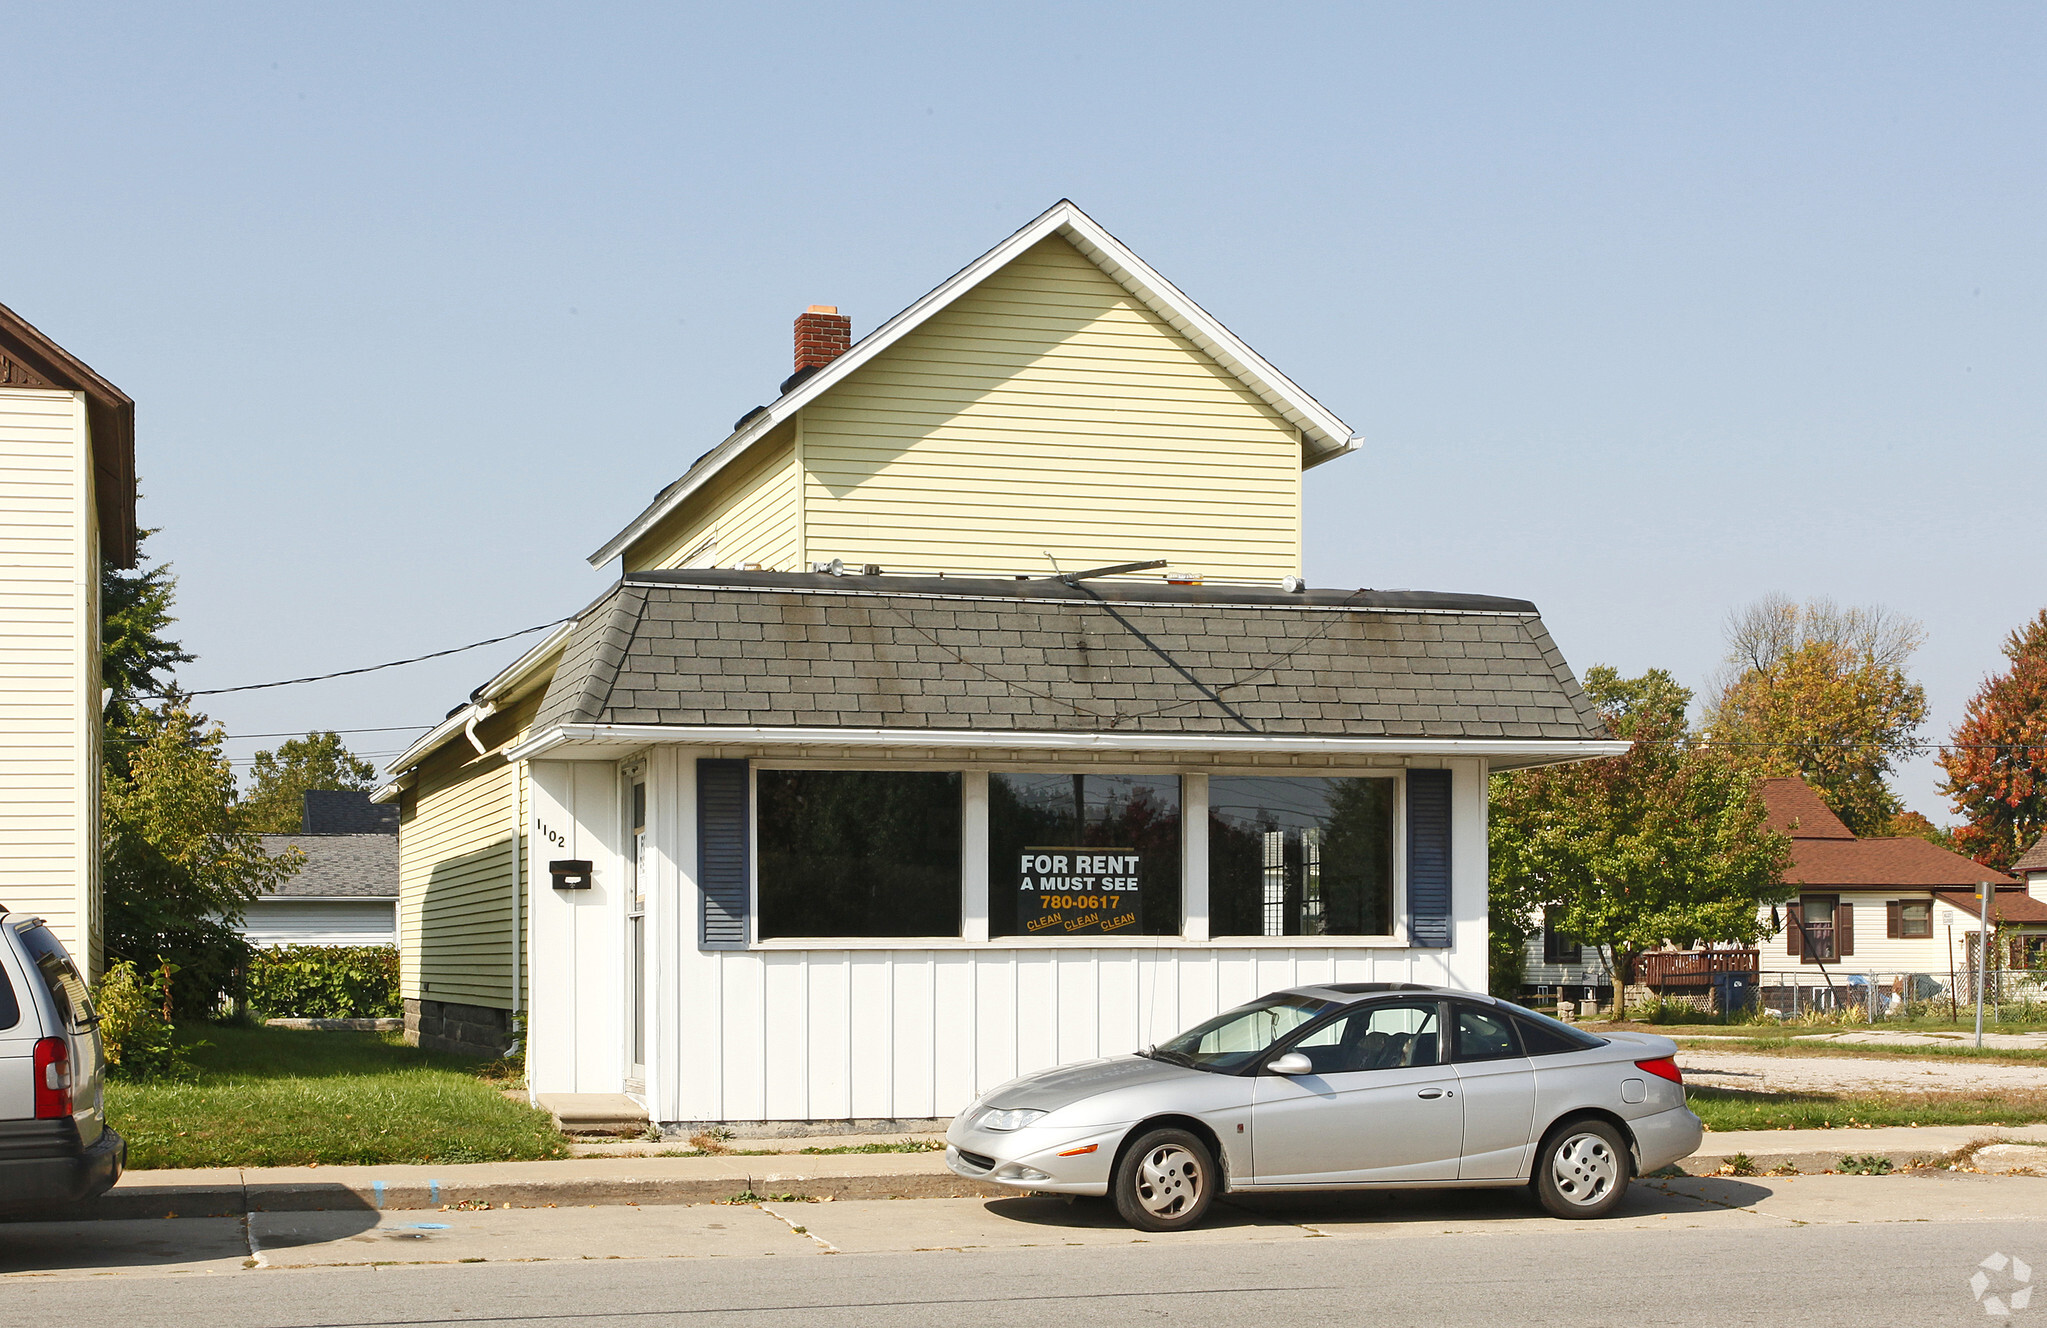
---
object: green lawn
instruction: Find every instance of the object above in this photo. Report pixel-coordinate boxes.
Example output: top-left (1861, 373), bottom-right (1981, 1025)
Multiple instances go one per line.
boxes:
top-left (1688, 1085), bottom-right (2047, 1133)
top-left (108, 1025), bottom-right (570, 1170)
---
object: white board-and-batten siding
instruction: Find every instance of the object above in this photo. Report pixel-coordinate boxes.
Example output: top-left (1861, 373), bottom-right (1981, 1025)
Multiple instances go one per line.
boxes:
top-left (524, 749), bottom-right (1489, 1125)
top-left (624, 235), bottom-right (1306, 585)
top-left (0, 388), bottom-right (98, 971)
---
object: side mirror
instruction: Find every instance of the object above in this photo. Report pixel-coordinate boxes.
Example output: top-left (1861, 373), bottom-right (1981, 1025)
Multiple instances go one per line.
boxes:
top-left (1266, 1052), bottom-right (1313, 1076)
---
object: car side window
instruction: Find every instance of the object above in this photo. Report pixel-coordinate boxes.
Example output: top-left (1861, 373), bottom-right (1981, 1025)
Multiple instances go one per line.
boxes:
top-left (0, 956), bottom-right (16, 1032)
top-left (1452, 1005), bottom-right (1523, 1062)
top-left (1291, 1001), bottom-right (1441, 1073)
top-left (1512, 1013), bottom-right (1602, 1056)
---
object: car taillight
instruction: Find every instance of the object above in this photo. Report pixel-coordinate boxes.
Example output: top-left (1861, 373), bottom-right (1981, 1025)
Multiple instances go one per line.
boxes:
top-left (1636, 1056), bottom-right (1683, 1085)
top-left (33, 1036), bottom-right (73, 1119)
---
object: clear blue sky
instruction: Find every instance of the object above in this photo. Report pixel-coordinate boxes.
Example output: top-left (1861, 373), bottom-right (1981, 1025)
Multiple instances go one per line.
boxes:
top-left (5, 3), bottom-right (2040, 820)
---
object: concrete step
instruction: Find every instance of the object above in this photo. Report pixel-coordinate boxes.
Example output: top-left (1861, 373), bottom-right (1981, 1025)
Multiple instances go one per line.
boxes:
top-left (536, 1093), bottom-right (649, 1137)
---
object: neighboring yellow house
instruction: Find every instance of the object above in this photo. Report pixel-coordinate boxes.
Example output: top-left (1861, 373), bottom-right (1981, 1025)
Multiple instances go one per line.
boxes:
top-left (380, 202), bottom-right (1616, 1129)
top-left (0, 302), bottom-right (138, 978)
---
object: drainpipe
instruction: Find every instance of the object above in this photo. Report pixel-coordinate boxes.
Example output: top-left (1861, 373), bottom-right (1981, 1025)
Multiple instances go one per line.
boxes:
top-left (464, 702), bottom-right (498, 755)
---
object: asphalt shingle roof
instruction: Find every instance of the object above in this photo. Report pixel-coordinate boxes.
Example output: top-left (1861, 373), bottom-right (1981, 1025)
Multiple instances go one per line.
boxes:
top-left (259, 834), bottom-right (399, 898)
top-left (530, 571), bottom-right (1610, 742)
top-left (2015, 833), bottom-right (2047, 876)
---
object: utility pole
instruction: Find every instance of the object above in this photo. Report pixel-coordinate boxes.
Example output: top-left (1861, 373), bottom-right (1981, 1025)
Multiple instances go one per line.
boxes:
top-left (1976, 879), bottom-right (1992, 1049)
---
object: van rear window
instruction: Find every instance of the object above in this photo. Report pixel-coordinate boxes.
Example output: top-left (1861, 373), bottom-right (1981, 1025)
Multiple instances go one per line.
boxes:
top-left (16, 924), bottom-right (93, 1032)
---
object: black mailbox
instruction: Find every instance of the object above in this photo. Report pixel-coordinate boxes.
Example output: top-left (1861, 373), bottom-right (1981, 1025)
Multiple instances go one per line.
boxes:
top-left (549, 859), bottom-right (593, 890)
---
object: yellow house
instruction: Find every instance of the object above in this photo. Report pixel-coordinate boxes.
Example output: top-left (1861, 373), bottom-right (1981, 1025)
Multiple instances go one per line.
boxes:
top-left (0, 302), bottom-right (138, 977)
top-left (379, 203), bottom-right (1618, 1132)
top-left (596, 201), bottom-right (1355, 585)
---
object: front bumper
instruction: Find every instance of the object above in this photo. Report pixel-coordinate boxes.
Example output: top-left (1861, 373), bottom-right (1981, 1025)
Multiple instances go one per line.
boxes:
top-left (0, 1126), bottom-right (126, 1218)
top-left (945, 1120), bottom-right (1126, 1196)
top-left (1630, 1104), bottom-right (1704, 1175)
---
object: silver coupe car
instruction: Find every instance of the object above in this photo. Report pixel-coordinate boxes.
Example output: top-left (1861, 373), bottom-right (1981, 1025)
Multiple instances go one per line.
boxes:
top-left (945, 982), bottom-right (1700, 1230)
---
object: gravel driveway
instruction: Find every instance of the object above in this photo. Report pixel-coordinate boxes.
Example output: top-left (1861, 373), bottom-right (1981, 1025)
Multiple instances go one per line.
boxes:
top-left (1677, 1050), bottom-right (2047, 1095)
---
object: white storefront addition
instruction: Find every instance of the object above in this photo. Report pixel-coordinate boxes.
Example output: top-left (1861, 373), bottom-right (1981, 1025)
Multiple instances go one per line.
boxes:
top-left (520, 744), bottom-right (1500, 1125)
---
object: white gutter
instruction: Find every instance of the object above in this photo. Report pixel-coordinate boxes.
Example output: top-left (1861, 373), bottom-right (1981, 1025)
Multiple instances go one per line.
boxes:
top-left (507, 722), bottom-right (1629, 765)
top-left (464, 702), bottom-right (498, 756)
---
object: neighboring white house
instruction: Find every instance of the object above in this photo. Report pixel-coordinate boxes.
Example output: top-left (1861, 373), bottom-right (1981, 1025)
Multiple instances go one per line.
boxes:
top-left (246, 792), bottom-right (399, 948)
top-left (0, 302), bottom-right (137, 979)
top-left (2017, 833), bottom-right (2047, 903)
top-left (1753, 777), bottom-right (2037, 980)
top-left (378, 201), bottom-right (1624, 1120)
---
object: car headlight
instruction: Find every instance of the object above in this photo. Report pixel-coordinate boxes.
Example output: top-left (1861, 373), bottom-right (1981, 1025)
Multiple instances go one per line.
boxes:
top-left (978, 1107), bottom-right (1047, 1132)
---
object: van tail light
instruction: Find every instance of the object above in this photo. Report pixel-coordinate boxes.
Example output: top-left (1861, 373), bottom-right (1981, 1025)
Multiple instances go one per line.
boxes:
top-left (33, 1036), bottom-right (73, 1118)
top-left (1635, 1056), bottom-right (1683, 1085)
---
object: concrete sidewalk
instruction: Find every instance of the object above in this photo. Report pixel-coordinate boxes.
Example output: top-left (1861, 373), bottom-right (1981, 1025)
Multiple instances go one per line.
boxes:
top-left (29, 1121), bottom-right (2047, 1223)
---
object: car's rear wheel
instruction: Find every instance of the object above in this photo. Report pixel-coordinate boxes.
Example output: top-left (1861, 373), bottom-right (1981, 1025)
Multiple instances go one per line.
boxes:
top-left (1533, 1119), bottom-right (1630, 1218)
top-left (1112, 1127), bottom-right (1216, 1231)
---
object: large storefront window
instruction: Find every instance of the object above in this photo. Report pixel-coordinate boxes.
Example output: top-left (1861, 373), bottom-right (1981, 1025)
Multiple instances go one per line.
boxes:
top-left (989, 773), bottom-right (1181, 938)
top-left (757, 770), bottom-right (963, 939)
top-left (1208, 776), bottom-right (1395, 937)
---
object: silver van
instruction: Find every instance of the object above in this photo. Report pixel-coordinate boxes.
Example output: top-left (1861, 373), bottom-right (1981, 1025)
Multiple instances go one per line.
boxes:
top-left (0, 911), bottom-right (125, 1216)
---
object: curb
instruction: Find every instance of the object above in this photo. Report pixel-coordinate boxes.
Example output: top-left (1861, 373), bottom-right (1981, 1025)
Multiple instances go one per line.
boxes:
top-left (1670, 1148), bottom-right (1946, 1177)
top-left (35, 1168), bottom-right (1007, 1223)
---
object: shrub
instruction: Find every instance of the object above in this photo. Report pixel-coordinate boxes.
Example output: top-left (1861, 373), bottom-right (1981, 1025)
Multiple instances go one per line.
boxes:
top-left (91, 960), bottom-right (184, 1080)
top-left (246, 945), bottom-right (400, 1019)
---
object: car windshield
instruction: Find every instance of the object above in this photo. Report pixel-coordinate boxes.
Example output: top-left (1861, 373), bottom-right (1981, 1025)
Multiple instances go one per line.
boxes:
top-left (1149, 994), bottom-right (1331, 1074)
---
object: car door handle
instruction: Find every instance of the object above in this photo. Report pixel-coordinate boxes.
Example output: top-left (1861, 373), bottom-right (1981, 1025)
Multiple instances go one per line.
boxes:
top-left (1417, 1087), bottom-right (1453, 1099)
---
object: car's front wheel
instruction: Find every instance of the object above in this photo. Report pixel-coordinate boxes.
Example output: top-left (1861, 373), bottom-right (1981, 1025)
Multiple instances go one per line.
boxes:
top-left (1533, 1118), bottom-right (1630, 1218)
top-left (1112, 1127), bottom-right (1216, 1231)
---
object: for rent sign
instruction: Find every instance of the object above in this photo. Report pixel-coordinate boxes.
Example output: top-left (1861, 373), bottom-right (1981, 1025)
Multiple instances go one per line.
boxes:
top-left (1017, 847), bottom-right (1142, 936)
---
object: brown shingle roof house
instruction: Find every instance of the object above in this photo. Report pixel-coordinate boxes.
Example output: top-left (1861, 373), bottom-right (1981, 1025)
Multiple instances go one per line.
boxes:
top-left (1755, 777), bottom-right (2034, 974)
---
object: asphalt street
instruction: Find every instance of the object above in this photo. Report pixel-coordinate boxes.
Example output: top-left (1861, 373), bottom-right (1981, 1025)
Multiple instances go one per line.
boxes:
top-left (5, 1175), bottom-right (2047, 1326)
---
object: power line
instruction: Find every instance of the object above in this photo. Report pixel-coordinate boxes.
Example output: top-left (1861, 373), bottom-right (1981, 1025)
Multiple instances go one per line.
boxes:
top-left (182, 620), bottom-right (567, 697)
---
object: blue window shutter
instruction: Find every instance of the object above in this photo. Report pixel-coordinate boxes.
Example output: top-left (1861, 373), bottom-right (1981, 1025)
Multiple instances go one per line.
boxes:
top-left (698, 759), bottom-right (750, 950)
top-left (1406, 769), bottom-right (1452, 948)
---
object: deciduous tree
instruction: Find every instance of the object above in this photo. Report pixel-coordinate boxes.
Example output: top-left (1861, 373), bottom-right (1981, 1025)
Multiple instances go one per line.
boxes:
top-left (1491, 666), bottom-right (1792, 1015)
top-left (1704, 595), bottom-right (1928, 836)
top-left (240, 731), bottom-right (380, 833)
top-left (1939, 609), bottom-right (2047, 871)
top-left (102, 703), bottom-right (301, 1017)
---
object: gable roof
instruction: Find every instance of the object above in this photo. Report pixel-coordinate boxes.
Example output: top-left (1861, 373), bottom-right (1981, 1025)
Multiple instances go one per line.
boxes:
top-left (259, 834), bottom-right (398, 898)
top-left (519, 569), bottom-right (1613, 760)
top-left (2015, 832), bottom-right (2047, 876)
top-left (589, 200), bottom-right (1358, 567)
top-left (1760, 777), bottom-right (1856, 839)
top-left (0, 300), bottom-right (138, 568)
top-left (1786, 837), bottom-right (2017, 890)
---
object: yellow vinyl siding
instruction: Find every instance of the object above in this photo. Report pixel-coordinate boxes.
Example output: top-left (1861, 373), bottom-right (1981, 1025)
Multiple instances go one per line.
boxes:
top-left (0, 388), bottom-right (95, 969)
top-left (398, 690), bottom-right (543, 1009)
top-left (625, 420), bottom-right (800, 574)
top-left (800, 235), bottom-right (1302, 583)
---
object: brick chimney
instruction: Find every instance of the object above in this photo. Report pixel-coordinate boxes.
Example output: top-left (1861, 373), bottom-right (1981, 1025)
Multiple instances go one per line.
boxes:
top-left (792, 305), bottom-right (851, 375)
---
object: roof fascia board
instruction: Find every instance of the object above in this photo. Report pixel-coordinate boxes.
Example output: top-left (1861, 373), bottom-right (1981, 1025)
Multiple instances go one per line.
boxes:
top-left (588, 200), bottom-right (1358, 566)
top-left (508, 722), bottom-right (1627, 766)
top-left (474, 623), bottom-right (572, 704)
top-left (381, 621), bottom-right (574, 779)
